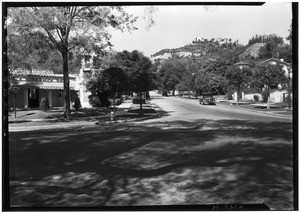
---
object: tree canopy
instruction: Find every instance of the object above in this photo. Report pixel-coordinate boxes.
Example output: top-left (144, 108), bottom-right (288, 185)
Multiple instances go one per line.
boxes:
top-left (7, 6), bottom-right (138, 118)
top-left (252, 63), bottom-right (286, 109)
top-left (225, 65), bottom-right (252, 105)
top-left (158, 59), bottom-right (186, 95)
top-left (86, 67), bottom-right (128, 110)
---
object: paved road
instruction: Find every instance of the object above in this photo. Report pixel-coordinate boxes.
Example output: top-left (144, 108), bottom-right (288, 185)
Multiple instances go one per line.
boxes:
top-left (145, 94), bottom-right (292, 123)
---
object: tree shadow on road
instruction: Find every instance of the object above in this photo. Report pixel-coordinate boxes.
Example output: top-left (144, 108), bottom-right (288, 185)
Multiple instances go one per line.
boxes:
top-left (8, 119), bottom-right (294, 209)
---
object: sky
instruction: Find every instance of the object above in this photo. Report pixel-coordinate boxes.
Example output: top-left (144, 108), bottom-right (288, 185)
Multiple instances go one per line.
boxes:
top-left (109, 2), bottom-right (292, 57)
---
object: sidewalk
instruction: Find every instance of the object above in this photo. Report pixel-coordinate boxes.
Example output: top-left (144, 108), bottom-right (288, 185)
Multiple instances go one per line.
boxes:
top-left (8, 100), bottom-right (159, 132)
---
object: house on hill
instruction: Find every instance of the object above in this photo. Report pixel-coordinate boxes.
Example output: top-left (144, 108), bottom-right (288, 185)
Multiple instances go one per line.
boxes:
top-left (233, 61), bottom-right (251, 70)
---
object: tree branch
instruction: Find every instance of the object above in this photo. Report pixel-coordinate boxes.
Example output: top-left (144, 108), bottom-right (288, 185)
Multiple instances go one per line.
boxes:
top-left (42, 27), bottom-right (62, 52)
top-left (68, 45), bottom-right (75, 52)
top-left (56, 28), bottom-right (63, 42)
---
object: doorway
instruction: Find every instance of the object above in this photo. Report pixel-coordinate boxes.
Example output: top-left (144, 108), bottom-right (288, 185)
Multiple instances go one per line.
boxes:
top-left (28, 88), bottom-right (39, 108)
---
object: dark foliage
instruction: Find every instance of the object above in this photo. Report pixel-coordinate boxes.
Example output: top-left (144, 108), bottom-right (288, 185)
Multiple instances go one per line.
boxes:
top-left (73, 97), bottom-right (81, 111)
top-left (248, 34), bottom-right (284, 46)
top-left (39, 97), bottom-right (50, 111)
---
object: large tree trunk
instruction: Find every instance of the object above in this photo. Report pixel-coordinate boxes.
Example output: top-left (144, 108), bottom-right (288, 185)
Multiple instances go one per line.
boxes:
top-left (139, 92), bottom-right (143, 115)
top-left (14, 93), bottom-right (16, 118)
top-left (236, 85), bottom-right (240, 106)
top-left (113, 96), bottom-right (116, 112)
top-left (267, 87), bottom-right (270, 110)
top-left (62, 48), bottom-right (71, 119)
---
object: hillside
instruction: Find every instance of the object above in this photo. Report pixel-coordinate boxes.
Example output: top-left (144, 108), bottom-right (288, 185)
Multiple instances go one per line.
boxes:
top-left (239, 43), bottom-right (265, 60)
top-left (151, 37), bottom-right (244, 62)
top-left (152, 38), bottom-right (241, 57)
top-left (151, 37), bottom-right (269, 64)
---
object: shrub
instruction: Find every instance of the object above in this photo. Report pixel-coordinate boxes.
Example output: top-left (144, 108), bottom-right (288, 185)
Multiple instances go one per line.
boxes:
top-left (227, 92), bottom-right (233, 100)
top-left (254, 95), bottom-right (259, 102)
top-left (40, 97), bottom-right (50, 111)
top-left (261, 90), bottom-right (269, 103)
top-left (115, 98), bottom-right (123, 106)
top-left (88, 92), bottom-right (111, 108)
top-left (73, 97), bottom-right (81, 111)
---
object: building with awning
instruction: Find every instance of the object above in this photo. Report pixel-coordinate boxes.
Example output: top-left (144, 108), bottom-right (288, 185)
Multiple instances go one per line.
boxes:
top-left (9, 69), bottom-right (78, 108)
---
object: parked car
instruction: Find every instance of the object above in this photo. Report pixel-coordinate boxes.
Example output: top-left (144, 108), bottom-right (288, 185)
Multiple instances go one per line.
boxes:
top-left (199, 93), bottom-right (215, 105)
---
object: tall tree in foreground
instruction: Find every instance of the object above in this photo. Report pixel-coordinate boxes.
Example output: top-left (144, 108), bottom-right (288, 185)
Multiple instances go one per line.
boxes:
top-left (8, 6), bottom-right (137, 118)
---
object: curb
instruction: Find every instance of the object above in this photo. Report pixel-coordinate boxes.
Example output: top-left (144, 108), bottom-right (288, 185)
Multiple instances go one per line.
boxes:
top-left (177, 96), bottom-right (292, 119)
top-left (9, 121), bottom-right (98, 132)
top-left (9, 118), bottom-right (58, 124)
top-left (95, 101), bottom-right (160, 125)
top-left (217, 103), bottom-right (293, 119)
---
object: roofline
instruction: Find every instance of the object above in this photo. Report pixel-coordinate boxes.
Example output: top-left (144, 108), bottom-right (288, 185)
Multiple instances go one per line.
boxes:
top-left (260, 58), bottom-right (290, 66)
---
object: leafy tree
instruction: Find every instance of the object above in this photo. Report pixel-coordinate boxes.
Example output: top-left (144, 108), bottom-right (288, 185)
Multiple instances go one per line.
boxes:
top-left (252, 63), bottom-right (286, 109)
top-left (194, 70), bottom-right (211, 95)
top-left (278, 44), bottom-right (292, 64)
top-left (259, 40), bottom-right (280, 59)
top-left (248, 34), bottom-right (284, 45)
top-left (225, 65), bottom-right (252, 105)
top-left (177, 59), bottom-right (196, 97)
top-left (8, 6), bottom-right (137, 118)
top-left (114, 50), bottom-right (154, 114)
top-left (158, 59), bottom-right (185, 96)
top-left (209, 72), bottom-right (227, 98)
top-left (86, 67), bottom-right (128, 112)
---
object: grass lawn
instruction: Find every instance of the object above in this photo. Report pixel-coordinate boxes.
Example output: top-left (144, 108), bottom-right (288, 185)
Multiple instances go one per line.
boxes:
top-left (8, 103), bottom-right (158, 127)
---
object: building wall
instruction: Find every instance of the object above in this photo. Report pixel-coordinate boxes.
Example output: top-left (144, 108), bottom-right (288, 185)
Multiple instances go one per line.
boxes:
top-left (39, 89), bottom-right (48, 105)
top-left (51, 90), bottom-right (64, 107)
top-left (9, 90), bottom-right (26, 108)
top-left (244, 93), bottom-right (263, 101)
top-left (270, 90), bottom-right (287, 103)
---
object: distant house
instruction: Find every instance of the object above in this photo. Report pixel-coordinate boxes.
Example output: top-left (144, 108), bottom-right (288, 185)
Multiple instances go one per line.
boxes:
top-left (174, 51), bottom-right (192, 57)
top-left (150, 53), bottom-right (172, 63)
top-left (232, 58), bottom-right (292, 103)
top-left (9, 69), bottom-right (78, 109)
top-left (233, 61), bottom-right (250, 70)
top-left (260, 58), bottom-right (292, 103)
top-left (260, 58), bottom-right (291, 78)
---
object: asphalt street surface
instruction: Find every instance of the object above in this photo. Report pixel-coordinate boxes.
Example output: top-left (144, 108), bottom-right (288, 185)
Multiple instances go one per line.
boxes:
top-left (143, 93), bottom-right (292, 123)
top-left (8, 92), bottom-right (294, 209)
